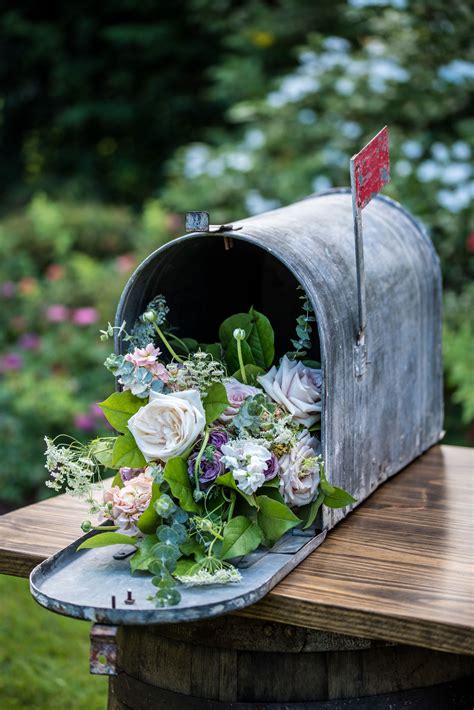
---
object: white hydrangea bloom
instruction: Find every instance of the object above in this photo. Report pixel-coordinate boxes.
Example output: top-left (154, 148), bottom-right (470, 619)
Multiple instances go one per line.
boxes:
top-left (221, 439), bottom-right (272, 494)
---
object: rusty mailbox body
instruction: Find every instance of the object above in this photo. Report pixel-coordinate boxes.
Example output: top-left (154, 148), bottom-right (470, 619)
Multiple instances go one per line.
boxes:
top-left (116, 188), bottom-right (443, 531)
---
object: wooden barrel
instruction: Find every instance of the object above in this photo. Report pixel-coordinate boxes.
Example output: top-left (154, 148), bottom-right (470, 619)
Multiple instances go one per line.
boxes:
top-left (108, 616), bottom-right (474, 709)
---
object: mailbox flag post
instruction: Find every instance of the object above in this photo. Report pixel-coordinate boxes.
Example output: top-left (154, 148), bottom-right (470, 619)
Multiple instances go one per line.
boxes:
top-left (350, 126), bottom-right (390, 352)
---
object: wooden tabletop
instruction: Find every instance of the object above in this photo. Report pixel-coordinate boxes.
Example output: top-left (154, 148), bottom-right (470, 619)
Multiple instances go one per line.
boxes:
top-left (1, 445), bottom-right (472, 654)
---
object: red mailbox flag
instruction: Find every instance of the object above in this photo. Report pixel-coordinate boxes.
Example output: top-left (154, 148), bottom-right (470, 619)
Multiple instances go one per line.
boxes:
top-left (351, 126), bottom-right (390, 209)
top-left (349, 127), bottom-right (390, 360)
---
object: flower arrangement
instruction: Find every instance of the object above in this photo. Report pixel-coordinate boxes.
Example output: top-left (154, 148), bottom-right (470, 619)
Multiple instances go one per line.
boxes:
top-left (45, 289), bottom-right (355, 607)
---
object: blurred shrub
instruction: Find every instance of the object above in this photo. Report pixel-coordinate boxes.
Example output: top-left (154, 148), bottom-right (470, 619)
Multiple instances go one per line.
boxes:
top-left (161, 0), bottom-right (473, 440)
top-left (0, 195), bottom-right (175, 505)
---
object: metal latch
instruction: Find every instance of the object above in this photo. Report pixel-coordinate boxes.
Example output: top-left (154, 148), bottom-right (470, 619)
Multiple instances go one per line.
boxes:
top-left (90, 624), bottom-right (118, 676)
top-left (185, 211), bottom-right (242, 250)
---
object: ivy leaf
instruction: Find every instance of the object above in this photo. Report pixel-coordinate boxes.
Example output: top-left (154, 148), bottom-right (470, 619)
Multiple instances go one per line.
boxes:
top-left (216, 472), bottom-right (258, 507)
top-left (203, 381), bottom-right (229, 424)
top-left (112, 430), bottom-right (146, 469)
top-left (137, 482), bottom-right (161, 534)
top-left (220, 516), bottom-right (263, 560)
top-left (247, 307), bottom-right (275, 368)
top-left (77, 532), bottom-right (137, 550)
top-left (129, 535), bottom-right (157, 572)
top-left (231, 364), bottom-right (264, 385)
top-left (219, 313), bottom-right (253, 347)
top-left (256, 495), bottom-right (301, 544)
top-left (323, 486), bottom-right (357, 509)
top-left (300, 491), bottom-right (325, 530)
top-left (225, 338), bottom-right (255, 373)
top-left (163, 457), bottom-right (201, 513)
top-left (99, 391), bottom-right (146, 433)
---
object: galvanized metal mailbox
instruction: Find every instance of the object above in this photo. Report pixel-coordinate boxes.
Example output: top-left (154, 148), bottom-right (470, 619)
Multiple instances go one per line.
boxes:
top-left (115, 188), bottom-right (443, 531)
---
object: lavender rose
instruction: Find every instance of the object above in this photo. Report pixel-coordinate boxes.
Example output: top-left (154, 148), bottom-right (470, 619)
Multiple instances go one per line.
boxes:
top-left (188, 429), bottom-right (229, 485)
top-left (219, 378), bottom-right (260, 422)
top-left (279, 431), bottom-right (322, 507)
top-left (264, 452), bottom-right (279, 480)
top-left (119, 466), bottom-right (145, 483)
top-left (258, 356), bottom-right (322, 428)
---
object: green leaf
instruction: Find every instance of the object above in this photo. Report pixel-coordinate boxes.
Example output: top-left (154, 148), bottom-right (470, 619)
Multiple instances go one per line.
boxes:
top-left (111, 471), bottom-right (124, 488)
top-left (163, 457), bottom-right (201, 513)
top-left (112, 430), bottom-right (147, 469)
top-left (320, 478), bottom-right (336, 496)
top-left (300, 491), bottom-right (325, 530)
top-left (302, 359), bottom-right (321, 369)
top-left (323, 486), bottom-right (357, 509)
top-left (259, 486), bottom-right (285, 504)
top-left (256, 495), bottom-right (301, 544)
top-left (90, 438), bottom-right (115, 468)
top-left (129, 535), bottom-right (157, 572)
top-left (137, 482), bottom-right (161, 534)
top-left (174, 558), bottom-right (197, 576)
top-left (225, 337), bottom-right (255, 372)
top-left (220, 516), bottom-right (263, 560)
top-left (247, 307), bottom-right (275, 368)
top-left (179, 540), bottom-right (206, 561)
top-left (216, 472), bottom-right (258, 508)
top-left (99, 391), bottom-right (146, 433)
top-left (203, 381), bottom-right (229, 424)
top-left (219, 313), bottom-right (253, 347)
top-left (232, 364), bottom-right (264, 385)
top-left (77, 532), bottom-right (137, 550)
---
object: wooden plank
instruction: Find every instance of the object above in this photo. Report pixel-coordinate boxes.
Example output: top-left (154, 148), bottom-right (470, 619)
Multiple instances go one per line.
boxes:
top-left (0, 445), bottom-right (473, 654)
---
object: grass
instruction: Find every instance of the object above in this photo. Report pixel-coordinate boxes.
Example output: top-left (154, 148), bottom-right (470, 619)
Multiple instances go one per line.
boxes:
top-left (0, 574), bottom-right (107, 710)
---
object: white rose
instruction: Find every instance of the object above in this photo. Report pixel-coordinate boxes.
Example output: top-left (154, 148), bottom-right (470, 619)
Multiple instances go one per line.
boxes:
top-left (127, 389), bottom-right (205, 462)
top-left (258, 355), bottom-right (322, 427)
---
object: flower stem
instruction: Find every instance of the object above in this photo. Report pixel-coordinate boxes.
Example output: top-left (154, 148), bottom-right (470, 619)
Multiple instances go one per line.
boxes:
top-left (236, 338), bottom-right (247, 383)
top-left (153, 324), bottom-right (184, 363)
top-left (227, 491), bottom-right (236, 522)
top-left (194, 428), bottom-right (210, 494)
top-left (166, 332), bottom-right (190, 354)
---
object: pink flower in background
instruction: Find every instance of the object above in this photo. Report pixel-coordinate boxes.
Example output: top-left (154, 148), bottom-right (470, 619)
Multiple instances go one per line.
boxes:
top-left (74, 413), bottom-right (96, 432)
top-left (0, 282), bottom-right (16, 298)
top-left (124, 343), bottom-right (169, 382)
top-left (19, 333), bottom-right (41, 350)
top-left (72, 307), bottom-right (98, 326)
top-left (45, 264), bottom-right (65, 281)
top-left (46, 304), bottom-right (69, 322)
top-left (18, 277), bottom-right (37, 295)
top-left (0, 353), bottom-right (23, 373)
top-left (90, 403), bottom-right (105, 420)
top-left (115, 254), bottom-right (136, 273)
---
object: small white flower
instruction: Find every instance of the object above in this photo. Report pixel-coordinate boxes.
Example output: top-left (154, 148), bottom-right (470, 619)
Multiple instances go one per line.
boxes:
top-left (221, 439), bottom-right (272, 494)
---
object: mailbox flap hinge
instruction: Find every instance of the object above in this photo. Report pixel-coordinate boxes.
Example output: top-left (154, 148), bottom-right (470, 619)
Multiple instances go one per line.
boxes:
top-left (354, 341), bottom-right (368, 378)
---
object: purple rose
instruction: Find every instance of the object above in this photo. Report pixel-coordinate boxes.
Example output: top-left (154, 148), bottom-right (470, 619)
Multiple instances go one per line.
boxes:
top-left (188, 429), bottom-right (229, 485)
top-left (120, 467), bottom-right (145, 483)
top-left (264, 453), bottom-right (279, 481)
top-left (219, 378), bottom-right (260, 422)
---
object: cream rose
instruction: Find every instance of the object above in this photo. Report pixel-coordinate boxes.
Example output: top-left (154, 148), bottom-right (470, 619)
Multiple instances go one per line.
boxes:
top-left (127, 389), bottom-right (205, 462)
top-left (258, 355), bottom-right (322, 428)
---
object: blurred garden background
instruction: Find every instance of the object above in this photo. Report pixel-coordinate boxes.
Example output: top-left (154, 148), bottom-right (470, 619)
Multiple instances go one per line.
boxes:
top-left (0, 0), bottom-right (472, 707)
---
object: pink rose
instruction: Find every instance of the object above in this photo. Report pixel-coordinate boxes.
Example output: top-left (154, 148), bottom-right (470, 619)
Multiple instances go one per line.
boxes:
top-left (124, 343), bottom-right (169, 382)
top-left (103, 471), bottom-right (153, 531)
top-left (219, 378), bottom-right (260, 422)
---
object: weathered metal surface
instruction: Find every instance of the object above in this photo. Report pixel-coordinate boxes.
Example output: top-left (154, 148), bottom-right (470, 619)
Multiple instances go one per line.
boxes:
top-left (90, 623), bottom-right (118, 675)
top-left (29, 529), bottom-right (327, 624)
top-left (115, 189), bottom-right (443, 531)
top-left (185, 211), bottom-right (209, 232)
top-left (351, 126), bottom-right (390, 209)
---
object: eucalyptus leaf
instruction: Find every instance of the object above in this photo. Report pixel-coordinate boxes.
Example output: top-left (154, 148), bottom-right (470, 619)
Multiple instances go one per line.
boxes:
top-left (256, 495), bottom-right (301, 543)
top-left (99, 390), bottom-right (145, 433)
top-left (220, 516), bottom-right (263, 560)
top-left (77, 532), bottom-right (137, 550)
top-left (247, 307), bottom-right (275, 368)
top-left (163, 457), bottom-right (201, 513)
top-left (203, 381), bottom-right (229, 424)
top-left (111, 430), bottom-right (146, 469)
top-left (219, 313), bottom-right (253, 347)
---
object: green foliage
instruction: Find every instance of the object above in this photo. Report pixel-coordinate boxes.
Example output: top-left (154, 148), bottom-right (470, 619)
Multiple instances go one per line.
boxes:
top-left (77, 532), bottom-right (137, 550)
top-left (163, 457), bottom-right (201, 513)
top-left (256, 495), bottom-right (301, 544)
top-left (112, 431), bottom-right (147, 469)
top-left (137, 483), bottom-right (161, 534)
top-left (220, 515), bottom-right (263, 560)
top-left (99, 390), bottom-right (145, 433)
top-left (203, 382), bottom-right (229, 425)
